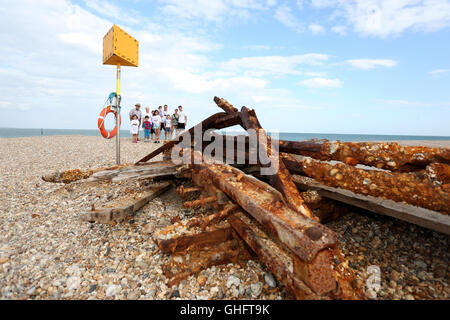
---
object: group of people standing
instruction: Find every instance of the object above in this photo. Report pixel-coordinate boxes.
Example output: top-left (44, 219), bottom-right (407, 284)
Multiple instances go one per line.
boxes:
top-left (129, 104), bottom-right (187, 143)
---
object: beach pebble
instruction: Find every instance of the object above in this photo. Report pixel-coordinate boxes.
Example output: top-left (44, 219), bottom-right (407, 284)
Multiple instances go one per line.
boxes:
top-left (264, 273), bottom-right (277, 288)
top-left (105, 284), bottom-right (120, 297)
top-left (250, 283), bottom-right (263, 297)
top-left (226, 275), bottom-right (240, 288)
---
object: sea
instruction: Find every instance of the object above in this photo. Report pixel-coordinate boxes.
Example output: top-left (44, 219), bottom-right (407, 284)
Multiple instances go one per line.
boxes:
top-left (1, 127), bottom-right (449, 142)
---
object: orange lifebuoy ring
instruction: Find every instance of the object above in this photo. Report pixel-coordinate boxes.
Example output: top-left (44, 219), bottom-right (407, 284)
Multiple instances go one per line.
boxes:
top-left (98, 105), bottom-right (121, 139)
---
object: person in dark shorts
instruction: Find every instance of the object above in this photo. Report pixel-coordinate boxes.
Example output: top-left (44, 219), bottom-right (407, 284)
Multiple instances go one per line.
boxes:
top-left (172, 109), bottom-right (179, 131)
top-left (150, 110), bottom-right (156, 140)
top-left (177, 105), bottom-right (187, 133)
top-left (142, 115), bottom-right (151, 142)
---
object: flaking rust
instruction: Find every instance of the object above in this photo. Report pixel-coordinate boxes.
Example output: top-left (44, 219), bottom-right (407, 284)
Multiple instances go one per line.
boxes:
top-left (298, 157), bottom-right (450, 214)
top-left (185, 153), bottom-right (363, 298)
top-left (299, 140), bottom-right (450, 172)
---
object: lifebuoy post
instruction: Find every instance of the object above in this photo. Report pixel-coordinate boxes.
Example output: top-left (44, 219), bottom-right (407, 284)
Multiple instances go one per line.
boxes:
top-left (103, 24), bottom-right (139, 164)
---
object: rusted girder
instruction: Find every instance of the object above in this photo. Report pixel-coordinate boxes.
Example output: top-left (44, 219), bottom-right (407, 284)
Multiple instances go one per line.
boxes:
top-left (154, 220), bottom-right (235, 254)
top-left (163, 237), bottom-right (252, 288)
top-left (293, 140), bottom-right (450, 172)
top-left (228, 212), bottom-right (364, 299)
top-left (240, 106), bottom-right (316, 220)
top-left (425, 163), bottom-right (450, 185)
top-left (176, 185), bottom-right (202, 197)
top-left (213, 97), bottom-right (316, 220)
top-left (186, 204), bottom-right (240, 230)
top-left (292, 156), bottom-right (450, 215)
top-left (192, 157), bottom-right (337, 262)
top-left (214, 96), bottom-right (239, 113)
top-left (183, 195), bottom-right (217, 209)
top-left (208, 133), bottom-right (324, 155)
top-left (136, 111), bottom-right (242, 164)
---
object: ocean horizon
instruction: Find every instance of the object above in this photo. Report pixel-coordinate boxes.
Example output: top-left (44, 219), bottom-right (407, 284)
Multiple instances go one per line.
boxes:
top-left (1, 127), bottom-right (449, 142)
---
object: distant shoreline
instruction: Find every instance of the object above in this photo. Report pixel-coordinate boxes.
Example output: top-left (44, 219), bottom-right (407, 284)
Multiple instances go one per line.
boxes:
top-left (1, 134), bottom-right (449, 149)
top-left (1, 127), bottom-right (450, 142)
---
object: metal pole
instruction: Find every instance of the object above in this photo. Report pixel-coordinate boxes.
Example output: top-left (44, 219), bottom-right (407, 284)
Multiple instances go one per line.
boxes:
top-left (116, 64), bottom-right (121, 165)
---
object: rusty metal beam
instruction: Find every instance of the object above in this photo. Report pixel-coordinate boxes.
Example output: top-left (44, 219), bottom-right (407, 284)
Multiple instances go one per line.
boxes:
top-left (294, 156), bottom-right (450, 215)
top-left (163, 237), bottom-right (252, 288)
top-left (228, 212), bottom-right (364, 299)
top-left (192, 158), bottom-right (337, 262)
top-left (214, 96), bottom-right (238, 113)
top-left (212, 97), bottom-right (316, 220)
top-left (296, 140), bottom-right (450, 171)
top-left (154, 221), bottom-right (235, 254)
top-left (186, 204), bottom-right (240, 230)
top-left (240, 106), bottom-right (316, 220)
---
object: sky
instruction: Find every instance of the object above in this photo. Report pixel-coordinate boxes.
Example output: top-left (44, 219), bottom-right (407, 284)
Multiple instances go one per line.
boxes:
top-left (0, 0), bottom-right (449, 136)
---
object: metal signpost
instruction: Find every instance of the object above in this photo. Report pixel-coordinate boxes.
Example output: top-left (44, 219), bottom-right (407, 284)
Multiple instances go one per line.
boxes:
top-left (103, 24), bottom-right (139, 165)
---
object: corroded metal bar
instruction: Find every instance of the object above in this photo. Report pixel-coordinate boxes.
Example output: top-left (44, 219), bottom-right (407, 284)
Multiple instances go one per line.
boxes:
top-left (154, 221), bottom-right (234, 254)
top-left (213, 97), bottom-right (316, 220)
top-left (186, 204), bottom-right (240, 230)
top-left (425, 163), bottom-right (450, 185)
top-left (228, 212), bottom-right (364, 299)
top-left (136, 111), bottom-right (241, 164)
top-left (176, 185), bottom-right (201, 197)
top-left (205, 132), bottom-right (324, 153)
top-left (163, 237), bottom-right (252, 288)
top-left (214, 96), bottom-right (239, 113)
top-left (192, 158), bottom-right (337, 262)
top-left (296, 156), bottom-right (450, 215)
top-left (295, 140), bottom-right (450, 171)
top-left (239, 106), bottom-right (316, 220)
top-left (183, 196), bottom-right (217, 209)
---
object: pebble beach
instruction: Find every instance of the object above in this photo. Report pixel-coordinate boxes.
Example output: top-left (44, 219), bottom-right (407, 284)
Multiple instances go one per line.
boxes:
top-left (0, 135), bottom-right (448, 300)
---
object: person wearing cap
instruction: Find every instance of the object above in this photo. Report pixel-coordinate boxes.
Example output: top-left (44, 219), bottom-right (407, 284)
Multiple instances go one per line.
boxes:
top-left (129, 103), bottom-right (142, 140)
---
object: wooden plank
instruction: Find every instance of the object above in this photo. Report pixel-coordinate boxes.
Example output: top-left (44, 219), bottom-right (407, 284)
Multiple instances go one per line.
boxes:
top-left (292, 175), bottom-right (450, 235)
top-left (79, 182), bottom-right (171, 223)
top-left (86, 160), bottom-right (181, 182)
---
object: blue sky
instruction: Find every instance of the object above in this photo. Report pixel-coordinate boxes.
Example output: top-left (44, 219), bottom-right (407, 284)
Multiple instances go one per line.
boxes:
top-left (0, 0), bottom-right (449, 135)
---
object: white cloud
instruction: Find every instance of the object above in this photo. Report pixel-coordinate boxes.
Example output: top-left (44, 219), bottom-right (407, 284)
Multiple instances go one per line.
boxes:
top-left (274, 5), bottom-right (304, 33)
top-left (220, 54), bottom-right (329, 77)
top-left (346, 59), bottom-right (397, 70)
top-left (309, 23), bottom-right (326, 34)
top-left (0, 0), bottom-right (274, 128)
top-left (331, 25), bottom-right (347, 35)
top-left (157, 0), bottom-right (276, 23)
top-left (298, 77), bottom-right (343, 88)
top-left (84, 0), bottom-right (142, 25)
top-left (332, 0), bottom-right (450, 37)
top-left (429, 69), bottom-right (449, 75)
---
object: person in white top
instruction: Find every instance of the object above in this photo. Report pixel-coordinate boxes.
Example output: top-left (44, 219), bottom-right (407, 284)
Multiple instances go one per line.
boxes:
top-left (177, 105), bottom-right (187, 135)
top-left (130, 114), bottom-right (139, 143)
top-left (143, 106), bottom-right (152, 122)
top-left (161, 104), bottom-right (169, 139)
top-left (152, 110), bottom-right (162, 144)
top-left (164, 115), bottom-right (173, 140)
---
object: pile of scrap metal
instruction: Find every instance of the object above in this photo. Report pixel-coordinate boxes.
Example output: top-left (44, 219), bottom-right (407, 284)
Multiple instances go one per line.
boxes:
top-left (134, 97), bottom-right (364, 299)
top-left (43, 96), bottom-right (450, 300)
top-left (135, 96), bottom-right (450, 299)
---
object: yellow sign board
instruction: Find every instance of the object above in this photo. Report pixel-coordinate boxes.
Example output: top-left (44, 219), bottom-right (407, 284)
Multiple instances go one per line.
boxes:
top-left (103, 24), bottom-right (139, 67)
